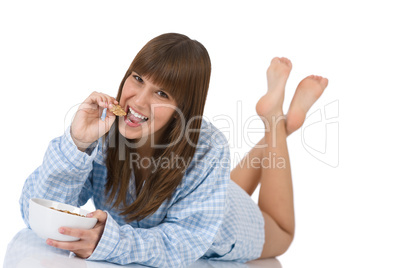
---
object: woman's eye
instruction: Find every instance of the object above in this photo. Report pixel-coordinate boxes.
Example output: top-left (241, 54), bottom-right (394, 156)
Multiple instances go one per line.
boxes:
top-left (157, 91), bottom-right (169, 98)
top-left (133, 75), bottom-right (143, 82)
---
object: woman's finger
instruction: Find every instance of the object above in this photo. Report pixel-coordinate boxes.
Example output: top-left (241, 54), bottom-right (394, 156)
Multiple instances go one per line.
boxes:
top-left (77, 101), bottom-right (99, 112)
top-left (104, 96), bottom-right (116, 106)
top-left (46, 238), bottom-right (93, 259)
top-left (46, 238), bottom-right (82, 251)
top-left (97, 97), bottom-right (109, 109)
top-left (87, 210), bottom-right (107, 223)
top-left (84, 92), bottom-right (115, 106)
top-left (83, 91), bottom-right (100, 104)
top-left (59, 227), bottom-right (89, 239)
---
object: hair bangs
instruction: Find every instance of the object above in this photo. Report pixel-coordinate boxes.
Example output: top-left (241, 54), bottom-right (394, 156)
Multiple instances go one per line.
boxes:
top-left (133, 59), bottom-right (186, 106)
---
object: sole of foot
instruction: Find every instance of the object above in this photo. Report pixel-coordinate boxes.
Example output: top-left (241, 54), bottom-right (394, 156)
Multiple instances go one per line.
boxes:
top-left (256, 57), bottom-right (293, 118)
top-left (286, 75), bottom-right (329, 135)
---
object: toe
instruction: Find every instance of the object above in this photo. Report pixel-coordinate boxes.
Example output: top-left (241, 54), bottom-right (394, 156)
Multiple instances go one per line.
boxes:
top-left (284, 58), bottom-right (292, 67)
top-left (281, 57), bottom-right (292, 66)
top-left (271, 57), bottom-right (281, 64)
top-left (320, 78), bottom-right (329, 88)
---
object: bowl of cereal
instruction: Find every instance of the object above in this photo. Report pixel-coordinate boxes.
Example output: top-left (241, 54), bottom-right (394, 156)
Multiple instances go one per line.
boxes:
top-left (29, 198), bottom-right (98, 241)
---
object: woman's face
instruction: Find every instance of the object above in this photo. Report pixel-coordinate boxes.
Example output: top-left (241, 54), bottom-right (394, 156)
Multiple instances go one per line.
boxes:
top-left (118, 71), bottom-right (178, 145)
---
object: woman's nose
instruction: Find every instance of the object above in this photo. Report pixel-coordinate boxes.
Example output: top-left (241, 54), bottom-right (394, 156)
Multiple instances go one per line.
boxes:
top-left (132, 87), bottom-right (150, 107)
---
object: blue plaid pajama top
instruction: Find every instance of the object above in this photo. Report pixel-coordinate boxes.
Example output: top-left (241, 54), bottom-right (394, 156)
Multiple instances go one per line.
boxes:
top-left (20, 119), bottom-right (265, 267)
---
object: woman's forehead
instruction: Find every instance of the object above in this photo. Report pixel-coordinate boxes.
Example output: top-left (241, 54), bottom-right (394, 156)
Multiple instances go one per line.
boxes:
top-left (130, 70), bottom-right (179, 104)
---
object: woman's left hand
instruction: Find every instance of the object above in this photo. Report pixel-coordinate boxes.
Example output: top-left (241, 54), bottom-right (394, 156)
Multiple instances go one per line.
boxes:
top-left (46, 210), bottom-right (107, 258)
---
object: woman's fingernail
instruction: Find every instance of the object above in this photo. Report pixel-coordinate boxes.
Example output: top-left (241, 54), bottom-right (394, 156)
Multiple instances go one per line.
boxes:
top-left (87, 213), bottom-right (94, 218)
top-left (59, 228), bottom-right (65, 234)
top-left (47, 240), bottom-right (53, 246)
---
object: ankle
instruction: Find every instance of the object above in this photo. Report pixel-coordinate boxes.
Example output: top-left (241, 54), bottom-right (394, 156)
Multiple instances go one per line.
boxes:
top-left (260, 109), bottom-right (284, 121)
top-left (260, 112), bottom-right (286, 129)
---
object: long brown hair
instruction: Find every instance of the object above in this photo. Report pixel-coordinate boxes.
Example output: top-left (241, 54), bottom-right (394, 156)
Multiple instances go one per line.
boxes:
top-left (105, 33), bottom-right (211, 222)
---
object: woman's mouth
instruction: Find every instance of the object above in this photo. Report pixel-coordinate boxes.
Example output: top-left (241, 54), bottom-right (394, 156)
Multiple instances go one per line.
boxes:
top-left (124, 106), bottom-right (149, 127)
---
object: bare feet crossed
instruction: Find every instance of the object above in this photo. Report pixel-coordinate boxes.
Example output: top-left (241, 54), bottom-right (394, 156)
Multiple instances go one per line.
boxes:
top-left (256, 57), bottom-right (328, 135)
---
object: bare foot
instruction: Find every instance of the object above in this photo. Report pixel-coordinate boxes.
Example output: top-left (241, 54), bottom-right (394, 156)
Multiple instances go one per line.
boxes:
top-left (256, 57), bottom-right (292, 118)
top-left (286, 75), bottom-right (328, 135)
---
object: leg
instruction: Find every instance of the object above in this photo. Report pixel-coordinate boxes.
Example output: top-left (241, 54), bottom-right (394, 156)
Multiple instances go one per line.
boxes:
top-left (230, 137), bottom-right (265, 196)
top-left (258, 74), bottom-right (328, 258)
top-left (257, 113), bottom-right (294, 258)
top-left (230, 57), bottom-right (329, 258)
top-left (232, 116), bottom-right (293, 258)
top-left (255, 57), bottom-right (295, 258)
top-left (230, 71), bottom-right (328, 196)
top-left (230, 55), bottom-right (291, 196)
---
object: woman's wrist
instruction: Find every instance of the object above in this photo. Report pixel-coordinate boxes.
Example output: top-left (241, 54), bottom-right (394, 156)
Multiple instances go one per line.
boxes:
top-left (70, 129), bottom-right (96, 152)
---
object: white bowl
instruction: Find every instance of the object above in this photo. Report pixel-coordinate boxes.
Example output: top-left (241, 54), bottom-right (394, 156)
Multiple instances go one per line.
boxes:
top-left (29, 198), bottom-right (98, 241)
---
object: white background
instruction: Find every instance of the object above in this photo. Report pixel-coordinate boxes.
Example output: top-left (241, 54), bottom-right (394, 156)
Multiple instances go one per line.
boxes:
top-left (1, 0), bottom-right (401, 267)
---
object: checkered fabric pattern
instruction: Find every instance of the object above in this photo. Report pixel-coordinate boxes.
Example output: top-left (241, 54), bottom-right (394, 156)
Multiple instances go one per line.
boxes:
top-left (20, 119), bottom-right (264, 267)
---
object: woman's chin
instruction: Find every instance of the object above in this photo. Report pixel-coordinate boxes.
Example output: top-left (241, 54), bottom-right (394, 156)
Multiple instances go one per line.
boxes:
top-left (118, 127), bottom-right (137, 139)
top-left (118, 124), bottom-right (149, 141)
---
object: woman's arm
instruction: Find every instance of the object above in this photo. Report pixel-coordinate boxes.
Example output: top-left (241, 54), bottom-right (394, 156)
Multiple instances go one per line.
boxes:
top-left (20, 91), bottom-right (117, 227)
top-left (19, 126), bottom-right (97, 227)
top-left (86, 143), bottom-right (231, 268)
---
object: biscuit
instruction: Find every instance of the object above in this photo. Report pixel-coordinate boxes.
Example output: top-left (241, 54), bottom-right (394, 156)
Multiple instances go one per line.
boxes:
top-left (110, 104), bottom-right (127, 116)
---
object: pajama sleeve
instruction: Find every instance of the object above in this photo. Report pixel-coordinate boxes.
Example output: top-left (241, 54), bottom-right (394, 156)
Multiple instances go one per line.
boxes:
top-left (87, 141), bottom-right (231, 268)
top-left (19, 126), bottom-right (98, 228)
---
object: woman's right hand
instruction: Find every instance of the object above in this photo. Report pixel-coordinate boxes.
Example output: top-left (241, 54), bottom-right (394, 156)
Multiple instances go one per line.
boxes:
top-left (71, 91), bottom-right (119, 151)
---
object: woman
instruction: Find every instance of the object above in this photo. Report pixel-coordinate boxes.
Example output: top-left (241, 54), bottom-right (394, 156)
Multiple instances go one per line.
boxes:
top-left (20, 33), bottom-right (328, 267)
